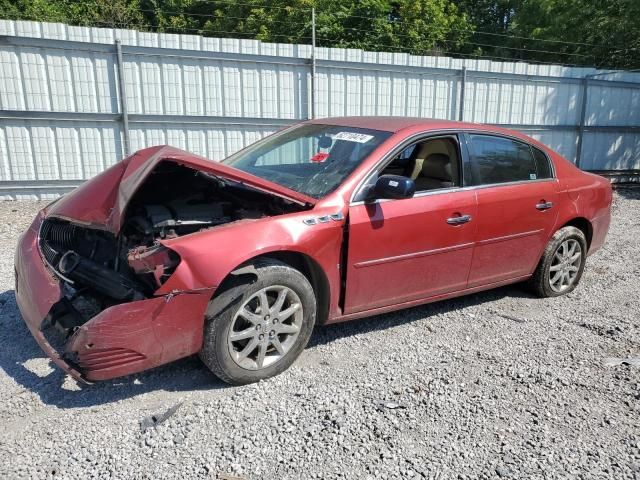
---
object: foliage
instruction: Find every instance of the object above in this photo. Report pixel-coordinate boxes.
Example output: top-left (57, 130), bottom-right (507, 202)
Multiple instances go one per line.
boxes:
top-left (0, 0), bottom-right (143, 27)
top-left (1, 0), bottom-right (639, 69)
top-left (453, 0), bottom-right (640, 68)
top-left (509, 0), bottom-right (640, 69)
top-left (137, 0), bottom-right (472, 55)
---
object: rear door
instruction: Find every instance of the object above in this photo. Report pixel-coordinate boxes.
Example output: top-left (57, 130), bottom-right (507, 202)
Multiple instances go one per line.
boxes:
top-left (463, 134), bottom-right (559, 287)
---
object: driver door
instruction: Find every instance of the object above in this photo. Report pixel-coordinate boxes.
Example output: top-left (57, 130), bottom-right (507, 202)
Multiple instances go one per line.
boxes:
top-left (343, 135), bottom-right (478, 314)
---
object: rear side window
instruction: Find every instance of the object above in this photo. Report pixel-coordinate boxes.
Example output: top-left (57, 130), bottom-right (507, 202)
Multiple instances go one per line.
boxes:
top-left (467, 135), bottom-right (538, 185)
top-left (531, 146), bottom-right (553, 179)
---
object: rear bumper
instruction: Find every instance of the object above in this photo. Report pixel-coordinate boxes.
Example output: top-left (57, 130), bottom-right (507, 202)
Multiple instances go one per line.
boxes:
top-left (15, 211), bottom-right (214, 382)
top-left (588, 210), bottom-right (612, 256)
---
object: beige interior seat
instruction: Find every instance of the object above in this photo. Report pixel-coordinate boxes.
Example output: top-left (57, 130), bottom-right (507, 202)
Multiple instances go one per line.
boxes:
top-left (406, 138), bottom-right (460, 191)
top-left (414, 154), bottom-right (454, 190)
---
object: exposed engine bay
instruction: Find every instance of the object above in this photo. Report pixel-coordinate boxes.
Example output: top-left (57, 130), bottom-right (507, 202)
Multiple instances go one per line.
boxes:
top-left (40, 161), bottom-right (305, 333)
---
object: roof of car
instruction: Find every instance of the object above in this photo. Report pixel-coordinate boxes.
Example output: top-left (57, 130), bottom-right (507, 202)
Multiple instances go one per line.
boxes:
top-left (307, 116), bottom-right (484, 133)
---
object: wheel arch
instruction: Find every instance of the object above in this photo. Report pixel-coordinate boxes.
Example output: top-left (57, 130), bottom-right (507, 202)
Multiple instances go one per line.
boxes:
top-left (560, 217), bottom-right (593, 249)
top-left (216, 250), bottom-right (332, 326)
top-left (531, 216), bottom-right (593, 274)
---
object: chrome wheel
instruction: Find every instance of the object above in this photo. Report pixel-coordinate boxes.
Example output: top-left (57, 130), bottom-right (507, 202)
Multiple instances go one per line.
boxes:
top-left (549, 239), bottom-right (582, 293)
top-left (227, 285), bottom-right (303, 370)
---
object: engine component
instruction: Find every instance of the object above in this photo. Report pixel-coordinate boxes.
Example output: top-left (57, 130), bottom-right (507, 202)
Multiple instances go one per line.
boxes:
top-left (39, 219), bottom-right (78, 266)
top-left (58, 251), bottom-right (144, 301)
top-left (144, 202), bottom-right (231, 230)
top-left (128, 244), bottom-right (180, 287)
top-left (46, 298), bottom-right (85, 331)
top-left (234, 208), bottom-right (266, 220)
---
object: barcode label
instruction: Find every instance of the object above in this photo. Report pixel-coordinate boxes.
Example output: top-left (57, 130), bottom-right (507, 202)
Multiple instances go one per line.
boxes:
top-left (332, 132), bottom-right (374, 143)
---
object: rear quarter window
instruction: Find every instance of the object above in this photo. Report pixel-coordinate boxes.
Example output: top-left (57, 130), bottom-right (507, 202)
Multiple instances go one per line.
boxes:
top-left (467, 135), bottom-right (541, 185)
top-left (531, 146), bottom-right (553, 179)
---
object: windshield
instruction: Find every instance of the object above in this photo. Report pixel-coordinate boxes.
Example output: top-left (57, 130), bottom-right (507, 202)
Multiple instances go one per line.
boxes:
top-left (221, 124), bottom-right (392, 198)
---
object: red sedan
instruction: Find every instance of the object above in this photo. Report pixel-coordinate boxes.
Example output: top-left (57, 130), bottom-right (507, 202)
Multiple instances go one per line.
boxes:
top-left (15, 117), bottom-right (612, 385)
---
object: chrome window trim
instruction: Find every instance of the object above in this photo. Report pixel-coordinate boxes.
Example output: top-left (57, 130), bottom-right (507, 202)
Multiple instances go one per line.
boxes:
top-left (529, 144), bottom-right (556, 180)
top-left (350, 177), bottom-right (558, 207)
top-left (350, 131), bottom-right (463, 204)
top-left (465, 132), bottom-right (557, 183)
top-left (349, 128), bottom-right (557, 206)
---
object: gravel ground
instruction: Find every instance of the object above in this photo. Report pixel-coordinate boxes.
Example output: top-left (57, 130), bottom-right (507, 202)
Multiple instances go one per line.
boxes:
top-left (0, 189), bottom-right (639, 480)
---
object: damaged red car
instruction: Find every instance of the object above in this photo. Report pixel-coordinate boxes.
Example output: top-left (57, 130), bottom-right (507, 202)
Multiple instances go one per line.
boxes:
top-left (15, 117), bottom-right (612, 385)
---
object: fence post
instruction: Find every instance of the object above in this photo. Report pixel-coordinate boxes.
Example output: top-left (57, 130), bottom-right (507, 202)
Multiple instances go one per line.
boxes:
top-left (308, 7), bottom-right (317, 120)
top-left (115, 39), bottom-right (131, 157)
top-left (458, 66), bottom-right (467, 121)
top-left (575, 77), bottom-right (589, 168)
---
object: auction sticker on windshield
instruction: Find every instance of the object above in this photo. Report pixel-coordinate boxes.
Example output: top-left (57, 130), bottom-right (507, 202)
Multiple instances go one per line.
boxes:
top-left (333, 132), bottom-right (374, 143)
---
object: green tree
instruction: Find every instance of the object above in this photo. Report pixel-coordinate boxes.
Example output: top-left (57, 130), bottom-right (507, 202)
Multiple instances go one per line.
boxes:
top-left (140, 0), bottom-right (472, 55)
top-left (510, 0), bottom-right (640, 69)
top-left (0, 0), bottom-right (144, 28)
top-left (2, 0), bottom-right (640, 69)
top-left (0, 0), bottom-right (67, 23)
top-left (453, 0), bottom-right (516, 34)
top-left (452, 0), bottom-right (640, 68)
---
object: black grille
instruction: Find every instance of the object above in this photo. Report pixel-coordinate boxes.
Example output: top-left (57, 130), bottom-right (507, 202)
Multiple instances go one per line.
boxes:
top-left (39, 219), bottom-right (78, 267)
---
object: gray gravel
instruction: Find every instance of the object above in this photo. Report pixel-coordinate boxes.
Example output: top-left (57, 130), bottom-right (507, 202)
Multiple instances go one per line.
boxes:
top-left (1, 189), bottom-right (640, 479)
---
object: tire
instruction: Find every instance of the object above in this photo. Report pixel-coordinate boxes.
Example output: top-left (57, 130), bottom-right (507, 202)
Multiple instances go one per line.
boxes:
top-left (527, 226), bottom-right (588, 298)
top-left (199, 259), bottom-right (316, 385)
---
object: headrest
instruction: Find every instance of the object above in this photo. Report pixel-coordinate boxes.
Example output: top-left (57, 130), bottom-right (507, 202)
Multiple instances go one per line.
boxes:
top-left (421, 153), bottom-right (452, 181)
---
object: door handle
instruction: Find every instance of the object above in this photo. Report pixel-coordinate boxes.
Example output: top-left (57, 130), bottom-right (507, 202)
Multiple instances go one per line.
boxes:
top-left (447, 214), bottom-right (472, 225)
top-left (536, 201), bottom-right (554, 211)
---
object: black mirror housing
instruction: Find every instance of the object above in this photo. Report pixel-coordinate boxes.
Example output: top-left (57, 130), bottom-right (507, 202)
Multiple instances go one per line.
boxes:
top-left (371, 174), bottom-right (416, 200)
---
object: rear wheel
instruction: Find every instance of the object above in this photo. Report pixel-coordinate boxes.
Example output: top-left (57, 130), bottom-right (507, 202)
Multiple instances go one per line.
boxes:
top-left (528, 226), bottom-right (587, 298)
top-left (200, 260), bottom-right (316, 385)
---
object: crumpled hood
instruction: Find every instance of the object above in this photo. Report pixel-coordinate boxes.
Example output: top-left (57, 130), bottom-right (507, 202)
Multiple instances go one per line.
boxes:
top-left (47, 145), bottom-right (316, 233)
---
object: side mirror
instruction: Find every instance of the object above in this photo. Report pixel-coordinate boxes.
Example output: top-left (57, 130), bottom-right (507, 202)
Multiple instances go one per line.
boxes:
top-left (370, 174), bottom-right (416, 200)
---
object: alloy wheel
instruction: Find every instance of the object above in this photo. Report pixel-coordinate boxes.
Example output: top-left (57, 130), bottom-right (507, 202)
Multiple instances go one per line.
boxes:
top-left (549, 239), bottom-right (582, 293)
top-left (227, 285), bottom-right (303, 370)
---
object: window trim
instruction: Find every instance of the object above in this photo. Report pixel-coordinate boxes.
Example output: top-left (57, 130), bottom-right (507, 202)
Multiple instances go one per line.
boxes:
top-left (463, 132), bottom-right (554, 186)
top-left (529, 144), bottom-right (554, 180)
top-left (350, 128), bottom-right (557, 206)
top-left (352, 133), bottom-right (465, 203)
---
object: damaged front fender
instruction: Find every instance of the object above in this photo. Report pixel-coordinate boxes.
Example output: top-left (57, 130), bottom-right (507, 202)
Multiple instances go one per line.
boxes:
top-left (65, 288), bottom-right (213, 382)
top-left (16, 146), bottom-right (323, 382)
top-left (16, 209), bottom-right (216, 382)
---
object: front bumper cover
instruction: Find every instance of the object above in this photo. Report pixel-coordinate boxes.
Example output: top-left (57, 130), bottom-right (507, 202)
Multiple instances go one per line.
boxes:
top-left (14, 211), bottom-right (83, 379)
top-left (15, 212), bottom-right (214, 382)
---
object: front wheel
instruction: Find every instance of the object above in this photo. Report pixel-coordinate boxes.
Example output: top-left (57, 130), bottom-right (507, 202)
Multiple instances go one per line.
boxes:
top-left (200, 259), bottom-right (316, 385)
top-left (528, 226), bottom-right (588, 298)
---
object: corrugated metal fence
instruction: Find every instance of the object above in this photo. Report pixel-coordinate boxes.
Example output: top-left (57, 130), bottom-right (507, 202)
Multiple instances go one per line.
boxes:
top-left (1, 20), bottom-right (640, 199)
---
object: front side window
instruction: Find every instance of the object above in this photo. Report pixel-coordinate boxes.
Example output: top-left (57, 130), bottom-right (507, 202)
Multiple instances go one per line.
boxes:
top-left (222, 124), bottom-right (391, 198)
top-left (380, 137), bottom-right (461, 192)
top-left (467, 135), bottom-right (539, 185)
